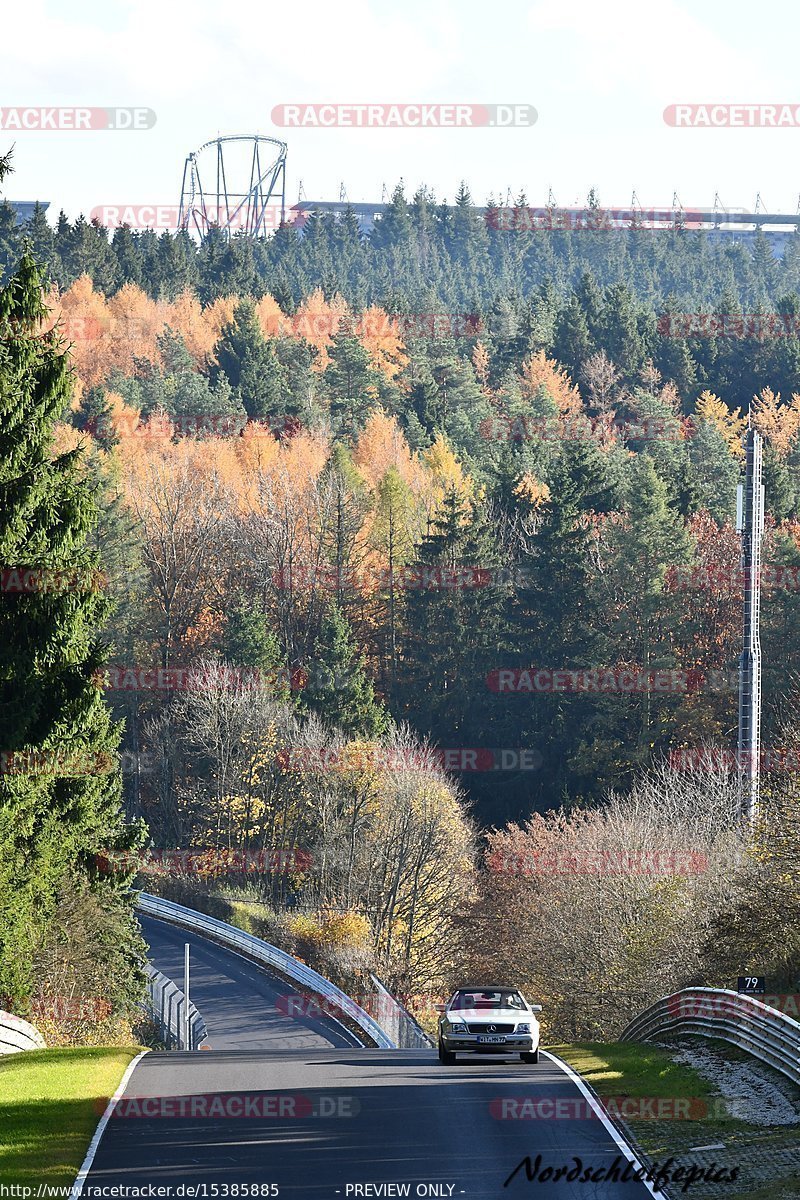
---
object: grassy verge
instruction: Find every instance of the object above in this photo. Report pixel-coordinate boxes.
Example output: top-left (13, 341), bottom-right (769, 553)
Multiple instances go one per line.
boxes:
top-left (551, 1039), bottom-right (719, 1104)
top-left (552, 1040), bottom-right (800, 1199)
top-left (0, 1046), bottom-right (143, 1187)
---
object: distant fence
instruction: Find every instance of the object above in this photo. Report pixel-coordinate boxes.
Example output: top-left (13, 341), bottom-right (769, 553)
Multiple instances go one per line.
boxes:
top-left (620, 987), bottom-right (800, 1087)
top-left (367, 976), bottom-right (433, 1048)
top-left (144, 964), bottom-right (207, 1050)
top-left (0, 1010), bottom-right (46, 1055)
top-left (136, 892), bottom-right (396, 1049)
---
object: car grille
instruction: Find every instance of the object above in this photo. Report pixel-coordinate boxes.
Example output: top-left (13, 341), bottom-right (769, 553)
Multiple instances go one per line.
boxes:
top-left (467, 1022), bottom-right (515, 1034)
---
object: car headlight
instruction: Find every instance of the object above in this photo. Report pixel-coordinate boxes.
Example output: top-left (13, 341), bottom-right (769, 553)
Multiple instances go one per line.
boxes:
top-left (446, 1020), bottom-right (468, 1034)
top-left (516, 1023), bottom-right (532, 1033)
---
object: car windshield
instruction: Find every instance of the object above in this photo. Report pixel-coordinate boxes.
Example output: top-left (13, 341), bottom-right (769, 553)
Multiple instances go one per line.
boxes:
top-left (451, 990), bottom-right (525, 1011)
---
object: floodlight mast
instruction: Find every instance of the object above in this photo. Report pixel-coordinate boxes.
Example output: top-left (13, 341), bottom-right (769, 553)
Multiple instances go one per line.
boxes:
top-left (178, 135), bottom-right (287, 239)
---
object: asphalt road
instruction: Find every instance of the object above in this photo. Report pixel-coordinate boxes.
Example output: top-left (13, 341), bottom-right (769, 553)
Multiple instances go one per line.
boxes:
top-left (80, 918), bottom-right (657, 1199)
top-left (139, 915), bottom-right (359, 1051)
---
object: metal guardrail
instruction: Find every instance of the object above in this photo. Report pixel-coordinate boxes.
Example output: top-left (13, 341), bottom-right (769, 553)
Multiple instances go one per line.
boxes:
top-left (368, 975), bottom-right (433, 1048)
top-left (144, 963), bottom-right (207, 1050)
top-left (620, 987), bottom-right (800, 1087)
top-left (0, 1010), bottom-right (46, 1055)
top-left (136, 892), bottom-right (397, 1049)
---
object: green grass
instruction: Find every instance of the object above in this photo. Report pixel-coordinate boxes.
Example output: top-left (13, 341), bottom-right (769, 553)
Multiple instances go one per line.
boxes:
top-left (550, 1040), bottom-right (718, 1103)
top-left (0, 1046), bottom-right (143, 1187)
top-left (553, 1041), bottom-right (800, 1199)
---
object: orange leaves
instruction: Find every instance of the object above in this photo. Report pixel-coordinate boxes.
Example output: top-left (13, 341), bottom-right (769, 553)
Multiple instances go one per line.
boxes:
top-left (165, 290), bottom-right (220, 367)
top-left (106, 284), bottom-right (163, 370)
top-left (352, 410), bottom-right (425, 493)
top-left (514, 473), bottom-right (551, 507)
top-left (292, 288), bottom-right (349, 370)
top-left (201, 296), bottom-right (238, 357)
top-left (354, 306), bottom-right (409, 381)
top-left (751, 387), bottom-right (800, 458)
top-left (255, 293), bottom-right (285, 339)
top-left (694, 391), bottom-right (747, 458)
top-left (472, 340), bottom-right (490, 390)
top-left (520, 350), bottom-right (583, 415)
top-left (55, 278), bottom-right (164, 387)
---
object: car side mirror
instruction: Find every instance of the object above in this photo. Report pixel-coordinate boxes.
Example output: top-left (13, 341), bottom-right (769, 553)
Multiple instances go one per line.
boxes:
top-left (530, 1004), bottom-right (542, 1012)
top-left (434, 1003), bottom-right (446, 1012)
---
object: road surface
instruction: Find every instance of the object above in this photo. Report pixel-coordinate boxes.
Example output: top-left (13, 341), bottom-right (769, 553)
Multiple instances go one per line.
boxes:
top-left (79, 916), bottom-right (656, 1199)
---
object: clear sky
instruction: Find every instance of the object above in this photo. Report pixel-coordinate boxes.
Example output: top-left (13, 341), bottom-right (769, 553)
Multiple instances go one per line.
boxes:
top-left (3, 0), bottom-right (800, 222)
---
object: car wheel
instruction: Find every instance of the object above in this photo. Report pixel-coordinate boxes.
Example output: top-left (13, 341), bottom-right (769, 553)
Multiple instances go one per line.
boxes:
top-left (520, 1049), bottom-right (539, 1064)
top-left (438, 1038), bottom-right (456, 1064)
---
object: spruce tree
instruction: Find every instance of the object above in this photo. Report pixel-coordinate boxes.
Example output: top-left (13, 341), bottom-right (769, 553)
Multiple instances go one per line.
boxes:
top-left (0, 250), bottom-right (143, 1008)
top-left (300, 603), bottom-right (387, 737)
top-left (508, 438), bottom-right (615, 806)
top-left (220, 599), bottom-right (289, 698)
top-left (210, 299), bottom-right (274, 418)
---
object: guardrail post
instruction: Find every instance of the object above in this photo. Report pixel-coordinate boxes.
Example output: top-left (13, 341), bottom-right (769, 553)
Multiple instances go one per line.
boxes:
top-left (184, 943), bottom-right (190, 1050)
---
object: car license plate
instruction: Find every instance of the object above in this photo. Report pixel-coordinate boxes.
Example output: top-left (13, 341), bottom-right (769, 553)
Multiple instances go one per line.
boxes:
top-left (477, 1035), bottom-right (506, 1044)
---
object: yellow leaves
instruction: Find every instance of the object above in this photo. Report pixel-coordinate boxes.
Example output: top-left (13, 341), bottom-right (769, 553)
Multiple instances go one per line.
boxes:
top-left (292, 288), bottom-right (349, 371)
top-left (319, 909), bottom-right (372, 951)
top-left (472, 340), bottom-right (490, 390)
top-left (514, 473), bottom-right (551, 507)
top-left (354, 307), bottom-right (409, 381)
top-left (421, 432), bottom-right (473, 508)
top-left (751, 387), bottom-right (800, 458)
top-left (520, 350), bottom-right (583, 415)
top-left (352, 409), bottom-right (425, 494)
top-left (695, 391), bottom-right (747, 458)
top-left (288, 913), bottom-right (324, 945)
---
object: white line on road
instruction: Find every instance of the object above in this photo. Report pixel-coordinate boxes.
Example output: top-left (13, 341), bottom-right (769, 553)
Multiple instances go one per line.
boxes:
top-left (70, 1050), bottom-right (150, 1200)
top-left (542, 1050), bottom-right (661, 1197)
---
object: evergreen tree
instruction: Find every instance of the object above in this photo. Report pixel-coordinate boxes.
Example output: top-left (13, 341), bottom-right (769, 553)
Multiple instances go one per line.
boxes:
top-left (324, 314), bottom-right (377, 438)
top-left (394, 485), bottom-right (508, 792)
top-left (300, 603), bottom-right (387, 737)
top-left (0, 250), bottom-right (144, 1008)
top-left (508, 438), bottom-right (615, 806)
top-left (220, 600), bottom-right (289, 698)
top-left (73, 384), bottom-right (119, 450)
top-left (603, 454), bottom-right (692, 757)
top-left (210, 299), bottom-right (275, 418)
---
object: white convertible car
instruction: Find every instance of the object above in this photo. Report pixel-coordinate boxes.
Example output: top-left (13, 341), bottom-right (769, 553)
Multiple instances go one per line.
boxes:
top-left (436, 985), bottom-right (542, 1064)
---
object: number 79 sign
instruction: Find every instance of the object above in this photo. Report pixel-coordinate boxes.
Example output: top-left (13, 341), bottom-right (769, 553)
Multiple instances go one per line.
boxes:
top-left (737, 976), bottom-right (766, 994)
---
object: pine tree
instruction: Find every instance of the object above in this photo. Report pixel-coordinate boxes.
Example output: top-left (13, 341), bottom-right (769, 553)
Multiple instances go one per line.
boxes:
top-left (210, 299), bottom-right (275, 419)
top-left (507, 438), bottom-right (615, 805)
top-left (603, 453), bottom-right (692, 757)
top-left (0, 250), bottom-right (143, 1008)
top-left (300, 603), bottom-right (387, 737)
top-left (73, 384), bottom-right (119, 450)
top-left (325, 315), bottom-right (377, 438)
top-left (372, 467), bottom-right (416, 689)
top-left (220, 600), bottom-right (289, 698)
top-left (394, 485), bottom-right (508, 774)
